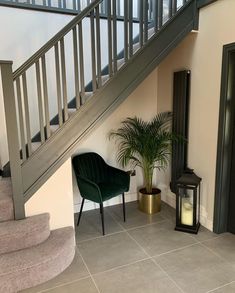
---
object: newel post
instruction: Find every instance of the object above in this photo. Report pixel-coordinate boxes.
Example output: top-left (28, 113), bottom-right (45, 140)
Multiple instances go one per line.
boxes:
top-left (0, 61), bottom-right (25, 219)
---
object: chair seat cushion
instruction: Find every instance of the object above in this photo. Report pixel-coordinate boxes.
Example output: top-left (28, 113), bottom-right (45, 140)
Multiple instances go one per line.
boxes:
top-left (98, 182), bottom-right (127, 201)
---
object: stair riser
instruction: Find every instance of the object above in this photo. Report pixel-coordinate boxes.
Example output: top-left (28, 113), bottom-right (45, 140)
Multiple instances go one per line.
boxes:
top-left (0, 227), bottom-right (75, 293)
top-left (0, 221), bottom-right (50, 255)
top-left (0, 180), bottom-right (14, 222)
top-left (0, 202), bottom-right (14, 223)
top-left (1, 245), bottom-right (75, 293)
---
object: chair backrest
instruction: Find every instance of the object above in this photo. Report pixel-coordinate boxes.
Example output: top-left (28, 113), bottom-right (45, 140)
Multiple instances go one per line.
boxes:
top-left (72, 152), bottom-right (108, 184)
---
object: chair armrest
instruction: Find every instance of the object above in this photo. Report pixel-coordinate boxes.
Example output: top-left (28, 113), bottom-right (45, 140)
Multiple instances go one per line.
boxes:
top-left (107, 166), bottom-right (130, 191)
top-left (75, 175), bottom-right (102, 203)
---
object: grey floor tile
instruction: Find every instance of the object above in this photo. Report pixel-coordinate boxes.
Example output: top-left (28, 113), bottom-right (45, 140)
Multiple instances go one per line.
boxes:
top-left (160, 202), bottom-right (176, 222)
top-left (203, 233), bottom-right (235, 265)
top-left (128, 221), bottom-right (197, 256)
top-left (78, 231), bottom-right (148, 274)
top-left (44, 277), bottom-right (98, 293)
top-left (21, 248), bottom-right (89, 293)
top-left (94, 259), bottom-right (182, 293)
top-left (75, 208), bottom-right (124, 242)
top-left (154, 243), bottom-right (235, 293)
top-left (191, 226), bottom-right (219, 242)
top-left (210, 282), bottom-right (235, 292)
top-left (107, 201), bottom-right (166, 230)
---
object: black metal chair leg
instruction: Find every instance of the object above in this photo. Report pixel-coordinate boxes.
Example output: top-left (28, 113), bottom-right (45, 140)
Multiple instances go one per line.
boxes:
top-left (100, 203), bottom-right (105, 235)
top-left (122, 193), bottom-right (126, 222)
top-left (77, 198), bottom-right (85, 226)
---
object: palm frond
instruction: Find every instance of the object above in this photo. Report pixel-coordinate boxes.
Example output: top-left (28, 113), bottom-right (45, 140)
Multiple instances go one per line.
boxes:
top-left (109, 112), bottom-right (184, 192)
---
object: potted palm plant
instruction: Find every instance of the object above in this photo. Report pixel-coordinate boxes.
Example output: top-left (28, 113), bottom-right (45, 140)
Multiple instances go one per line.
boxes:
top-left (109, 111), bottom-right (180, 214)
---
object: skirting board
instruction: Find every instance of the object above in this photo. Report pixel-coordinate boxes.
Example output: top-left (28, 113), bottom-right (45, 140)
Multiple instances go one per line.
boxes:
top-left (74, 182), bottom-right (213, 232)
top-left (73, 192), bottom-right (138, 213)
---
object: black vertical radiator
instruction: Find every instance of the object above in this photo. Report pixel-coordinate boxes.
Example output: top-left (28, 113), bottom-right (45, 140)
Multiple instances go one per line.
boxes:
top-left (170, 70), bottom-right (191, 193)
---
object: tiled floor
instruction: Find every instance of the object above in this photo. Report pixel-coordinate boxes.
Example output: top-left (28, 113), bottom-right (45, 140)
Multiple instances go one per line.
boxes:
top-left (23, 201), bottom-right (235, 293)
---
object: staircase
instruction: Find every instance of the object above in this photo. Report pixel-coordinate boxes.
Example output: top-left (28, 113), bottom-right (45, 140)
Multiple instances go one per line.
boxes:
top-left (1, 0), bottom-right (200, 219)
top-left (0, 0), bottom-right (202, 290)
top-left (0, 178), bottom-right (75, 292)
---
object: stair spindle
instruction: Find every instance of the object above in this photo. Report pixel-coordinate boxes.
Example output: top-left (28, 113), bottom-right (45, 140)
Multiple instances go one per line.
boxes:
top-left (116, 0), bottom-right (120, 18)
top-left (158, 0), bottom-right (163, 28)
top-left (144, 0), bottom-right (148, 43)
top-left (78, 22), bottom-right (85, 102)
top-left (77, 0), bottom-right (81, 11)
top-left (22, 73), bottom-right (33, 155)
top-left (107, 0), bottom-right (113, 77)
top-left (72, 26), bottom-right (80, 109)
top-left (172, 0), bottom-right (177, 15)
top-left (169, 0), bottom-right (173, 17)
top-left (35, 61), bottom-right (46, 144)
top-left (16, 77), bottom-right (27, 161)
top-left (112, 0), bottom-right (118, 73)
top-left (95, 5), bottom-right (102, 86)
top-left (128, 0), bottom-right (133, 58)
top-left (60, 37), bottom-right (68, 121)
top-left (41, 55), bottom-right (51, 140)
top-left (90, 9), bottom-right (97, 91)
top-left (139, 0), bottom-right (144, 47)
top-left (54, 43), bottom-right (63, 126)
top-left (124, 0), bottom-right (128, 62)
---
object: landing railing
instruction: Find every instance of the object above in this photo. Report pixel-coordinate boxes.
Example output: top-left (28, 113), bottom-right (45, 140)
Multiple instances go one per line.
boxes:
top-left (0, 0), bottom-right (190, 219)
top-left (0, 0), bottom-right (186, 21)
top-left (0, 0), bottom-right (93, 15)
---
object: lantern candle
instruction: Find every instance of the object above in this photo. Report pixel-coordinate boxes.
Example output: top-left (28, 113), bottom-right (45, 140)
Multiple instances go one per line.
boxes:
top-left (181, 198), bottom-right (193, 226)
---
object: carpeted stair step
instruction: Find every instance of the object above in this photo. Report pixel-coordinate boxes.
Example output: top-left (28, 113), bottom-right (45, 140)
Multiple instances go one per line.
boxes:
top-left (0, 179), bottom-right (14, 223)
top-left (0, 213), bottom-right (50, 255)
top-left (0, 226), bottom-right (75, 293)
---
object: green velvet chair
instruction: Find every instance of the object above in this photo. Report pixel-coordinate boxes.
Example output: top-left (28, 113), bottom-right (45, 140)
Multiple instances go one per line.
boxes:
top-left (72, 152), bottom-right (130, 235)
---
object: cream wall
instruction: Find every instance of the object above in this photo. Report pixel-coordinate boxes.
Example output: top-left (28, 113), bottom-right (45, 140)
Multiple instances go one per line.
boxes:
top-left (157, 0), bottom-right (235, 230)
top-left (25, 158), bottom-right (74, 230)
top-left (73, 67), bottom-right (159, 212)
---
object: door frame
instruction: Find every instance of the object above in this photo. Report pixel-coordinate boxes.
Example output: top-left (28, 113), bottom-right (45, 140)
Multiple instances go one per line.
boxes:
top-left (214, 42), bottom-right (235, 233)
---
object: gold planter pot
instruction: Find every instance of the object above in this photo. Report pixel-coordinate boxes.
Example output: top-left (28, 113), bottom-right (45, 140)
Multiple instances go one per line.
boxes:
top-left (138, 188), bottom-right (161, 215)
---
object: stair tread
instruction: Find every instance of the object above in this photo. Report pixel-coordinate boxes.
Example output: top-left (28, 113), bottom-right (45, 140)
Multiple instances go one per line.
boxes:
top-left (31, 142), bottom-right (41, 152)
top-left (0, 179), bottom-right (14, 223)
top-left (81, 91), bottom-right (93, 104)
top-left (0, 226), bottom-right (75, 292)
top-left (101, 74), bottom-right (109, 84)
top-left (0, 178), bottom-right (12, 199)
top-left (0, 213), bottom-right (50, 255)
top-left (133, 42), bottom-right (140, 53)
top-left (50, 124), bottom-right (59, 133)
top-left (83, 91), bottom-right (93, 97)
top-left (148, 27), bottom-right (155, 39)
top-left (68, 108), bottom-right (76, 115)
top-left (117, 57), bottom-right (125, 69)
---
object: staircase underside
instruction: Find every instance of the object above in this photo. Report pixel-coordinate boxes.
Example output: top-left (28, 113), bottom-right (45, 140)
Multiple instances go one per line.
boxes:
top-left (22, 1), bottom-right (197, 202)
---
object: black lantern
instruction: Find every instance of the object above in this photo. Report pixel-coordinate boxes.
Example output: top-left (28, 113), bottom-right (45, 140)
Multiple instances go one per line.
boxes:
top-left (175, 169), bottom-right (201, 234)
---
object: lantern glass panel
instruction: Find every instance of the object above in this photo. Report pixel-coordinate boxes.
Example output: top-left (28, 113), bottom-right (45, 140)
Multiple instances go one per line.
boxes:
top-left (197, 186), bottom-right (200, 223)
top-left (179, 187), bottom-right (194, 226)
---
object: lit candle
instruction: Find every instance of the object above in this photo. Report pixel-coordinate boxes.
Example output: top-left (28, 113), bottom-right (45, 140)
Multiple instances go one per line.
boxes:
top-left (181, 198), bottom-right (193, 226)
